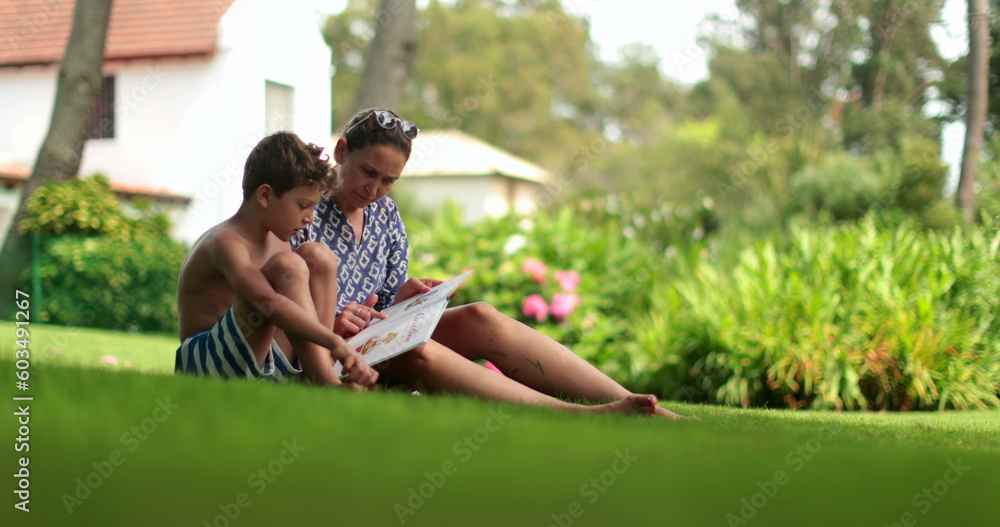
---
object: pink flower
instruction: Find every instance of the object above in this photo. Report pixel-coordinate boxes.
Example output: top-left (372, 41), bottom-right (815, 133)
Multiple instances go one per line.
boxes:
top-left (554, 270), bottom-right (581, 292)
top-left (483, 361), bottom-right (504, 375)
top-left (522, 294), bottom-right (549, 322)
top-left (101, 355), bottom-right (119, 366)
top-left (521, 257), bottom-right (548, 284)
top-left (550, 293), bottom-right (579, 321)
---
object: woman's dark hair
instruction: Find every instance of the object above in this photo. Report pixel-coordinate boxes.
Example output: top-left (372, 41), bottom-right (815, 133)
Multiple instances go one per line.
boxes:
top-left (242, 132), bottom-right (332, 198)
top-left (341, 108), bottom-right (414, 159)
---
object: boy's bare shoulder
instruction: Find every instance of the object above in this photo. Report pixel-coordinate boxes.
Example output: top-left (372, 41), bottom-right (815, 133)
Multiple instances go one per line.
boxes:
top-left (180, 223), bottom-right (251, 278)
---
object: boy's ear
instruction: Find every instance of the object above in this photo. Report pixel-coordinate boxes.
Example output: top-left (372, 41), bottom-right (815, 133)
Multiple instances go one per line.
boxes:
top-left (333, 138), bottom-right (348, 164)
top-left (255, 184), bottom-right (274, 208)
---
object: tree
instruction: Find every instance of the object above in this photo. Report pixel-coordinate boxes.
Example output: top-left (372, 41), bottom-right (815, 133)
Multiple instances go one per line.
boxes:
top-left (0, 0), bottom-right (114, 316)
top-left (958, 0), bottom-right (990, 223)
top-left (354, 0), bottom-right (417, 114)
top-left (324, 0), bottom-right (603, 169)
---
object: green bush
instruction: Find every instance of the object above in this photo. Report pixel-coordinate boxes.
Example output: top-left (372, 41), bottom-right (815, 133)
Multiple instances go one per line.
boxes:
top-left (408, 199), bottom-right (1000, 411)
top-left (20, 174), bottom-right (130, 236)
top-left (405, 200), bottom-right (703, 381)
top-left (638, 215), bottom-right (1000, 410)
top-left (789, 154), bottom-right (886, 221)
top-left (893, 137), bottom-right (949, 214)
top-left (37, 235), bottom-right (186, 332)
top-left (20, 174), bottom-right (186, 332)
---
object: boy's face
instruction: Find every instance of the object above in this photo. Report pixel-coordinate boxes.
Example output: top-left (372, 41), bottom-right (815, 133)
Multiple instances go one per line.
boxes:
top-left (333, 142), bottom-right (408, 212)
top-left (268, 183), bottom-right (323, 241)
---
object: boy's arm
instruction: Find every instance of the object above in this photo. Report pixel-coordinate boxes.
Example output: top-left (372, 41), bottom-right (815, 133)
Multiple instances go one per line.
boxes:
top-left (212, 234), bottom-right (372, 384)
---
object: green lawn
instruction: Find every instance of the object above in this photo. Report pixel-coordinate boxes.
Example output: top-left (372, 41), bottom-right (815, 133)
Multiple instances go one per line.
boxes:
top-left (2, 323), bottom-right (999, 527)
top-left (0, 321), bottom-right (177, 374)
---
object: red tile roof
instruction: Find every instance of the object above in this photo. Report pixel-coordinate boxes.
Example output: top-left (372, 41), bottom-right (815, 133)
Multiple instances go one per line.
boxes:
top-left (0, 168), bottom-right (192, 205)
top-left (0, 0), bottom-right (236, 67)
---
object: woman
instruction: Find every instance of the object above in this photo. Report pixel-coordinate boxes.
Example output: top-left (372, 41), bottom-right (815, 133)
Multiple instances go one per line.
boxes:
top-left (292, 108), bottom-right (687, 418)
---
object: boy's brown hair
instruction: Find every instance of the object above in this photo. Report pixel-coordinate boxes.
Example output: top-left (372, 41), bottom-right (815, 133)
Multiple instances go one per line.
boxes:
top-left (242, 132), bottom-right (332, 198)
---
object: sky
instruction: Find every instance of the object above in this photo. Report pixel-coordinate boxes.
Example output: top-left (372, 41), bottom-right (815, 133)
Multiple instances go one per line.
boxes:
top-left (567, 0), bottom-right (969, 84)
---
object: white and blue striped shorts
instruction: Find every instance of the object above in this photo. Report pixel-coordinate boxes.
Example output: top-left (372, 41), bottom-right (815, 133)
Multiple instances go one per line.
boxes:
top-left (174, 305), bottom-right (301, 382)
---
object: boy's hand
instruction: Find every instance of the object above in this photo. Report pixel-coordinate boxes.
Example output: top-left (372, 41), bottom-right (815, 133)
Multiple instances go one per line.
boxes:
top-left (336, 294), bottom-right (387, 337)
top-left (331, 337), bottom-right (378, 386)
top-left (394, 277), bottom-right (444, 303)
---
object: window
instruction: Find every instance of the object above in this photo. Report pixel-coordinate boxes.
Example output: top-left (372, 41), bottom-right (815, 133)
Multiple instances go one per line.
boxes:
top-left (265, 80), bottom-right (294, 134)
top-left (88, 75), bottom-right (115, 140)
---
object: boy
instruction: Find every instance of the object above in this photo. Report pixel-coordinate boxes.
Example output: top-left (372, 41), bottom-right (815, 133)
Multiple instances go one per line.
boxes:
top-left (175, 132), bottom-right (376, 387)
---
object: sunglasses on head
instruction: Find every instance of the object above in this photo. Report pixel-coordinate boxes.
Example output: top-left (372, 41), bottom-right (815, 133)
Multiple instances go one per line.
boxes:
top-left (344, 110), bottom-right (419, 140)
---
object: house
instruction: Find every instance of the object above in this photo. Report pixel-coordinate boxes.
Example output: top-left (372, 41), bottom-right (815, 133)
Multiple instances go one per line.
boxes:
top-left (399, 129), bottom-right (552, 224)
top-left (0, 0), bottom-right (332, 243)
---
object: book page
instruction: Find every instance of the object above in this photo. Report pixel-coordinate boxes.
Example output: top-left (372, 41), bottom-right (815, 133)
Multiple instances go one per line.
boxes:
top-left (374, 270), bottom-right (473, 323)
top-left (334, 270), bottom-right (473, 377)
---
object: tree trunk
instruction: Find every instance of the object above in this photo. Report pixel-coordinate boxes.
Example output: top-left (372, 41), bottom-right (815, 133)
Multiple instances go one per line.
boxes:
top-left (0, 0), bottom-right (114, 316)
top-left (957, 0), bottom-right (989, 224)
top-left (354, 0), bottom-right (417, 113)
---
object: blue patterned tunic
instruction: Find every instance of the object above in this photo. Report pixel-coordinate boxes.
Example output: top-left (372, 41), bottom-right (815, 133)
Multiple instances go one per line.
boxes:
top-left (291, 196), bottom-right (409, 313)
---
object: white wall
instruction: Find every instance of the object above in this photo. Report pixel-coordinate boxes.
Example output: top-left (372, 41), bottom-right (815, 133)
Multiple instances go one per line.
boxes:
top-left (0, 67), bottom-right (58, 166)
top-left (399, 175), bottom-right (545, 225)
top-left (0, 0), bottom-right (332, 243)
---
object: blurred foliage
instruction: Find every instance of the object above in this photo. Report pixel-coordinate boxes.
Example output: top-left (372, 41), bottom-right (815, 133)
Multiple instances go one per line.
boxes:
top-left (320, 0), bottom-right (997, 226)
top-left (325, 0), bottom-right (606, 169)
top-left (639, 215), bottom-right (1000, 411)
top-left (937, 0), bottom-right (1000, 134)
top-left (787, 136), bottom-right (952, 225)
top-left (19, 175), bottom-right (186, 332)
top-left (790, 154), bottom-right (885, 221)
top-left (405, 197), bottom-right (716, 382)
top-left (20, 174), bottom-right (129, 237)
top-left (407, 200), bottom-right (1000, 411)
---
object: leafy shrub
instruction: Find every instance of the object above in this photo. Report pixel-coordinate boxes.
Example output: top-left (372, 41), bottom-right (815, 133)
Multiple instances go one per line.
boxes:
top-left (638, 215), bottom-right (1000, 411)
top-left (789, 154), bottom-right (886, 220)
top-left (38, 235), bottom-right (186, 332)
top-left (407, 198), bottom-right (999, 411)
top-left (405, 200), bottom-right (702, 381)
top-left (20, 175), bottom-right (186, 332)
top-left (20, 174), bottom-right (129, 236)
top-left (893, 137), bottom-right (949, 214)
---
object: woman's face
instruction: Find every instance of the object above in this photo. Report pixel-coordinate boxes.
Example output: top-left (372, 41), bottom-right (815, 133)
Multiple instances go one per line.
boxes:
top-left (332, 140), bottom-right (408, 212)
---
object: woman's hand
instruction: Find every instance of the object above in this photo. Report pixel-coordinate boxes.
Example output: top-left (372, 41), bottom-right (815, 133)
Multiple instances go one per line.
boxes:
top-left (335, 294), bottom-right (387, 338)
top-left (394, 277), bottom-right (444, 303)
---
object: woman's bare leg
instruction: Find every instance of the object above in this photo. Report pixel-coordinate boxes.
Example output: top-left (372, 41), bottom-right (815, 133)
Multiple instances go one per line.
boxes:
top-left (432, 303), bottom-right (686, 418)
top-left (433, 303), bottom-right (630, 400)
top-left (380, 340), bottom-right (659, 416)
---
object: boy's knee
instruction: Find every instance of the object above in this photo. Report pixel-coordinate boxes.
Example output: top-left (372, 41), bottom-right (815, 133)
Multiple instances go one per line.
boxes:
top-left (295, 242), bottom-right (338, 274)
top-left (266, 251), bottom-right (310, 286)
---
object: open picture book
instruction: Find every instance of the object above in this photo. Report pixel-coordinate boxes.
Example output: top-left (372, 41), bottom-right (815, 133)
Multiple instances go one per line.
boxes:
top-left (334, 270), bottom-right (473, 377)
